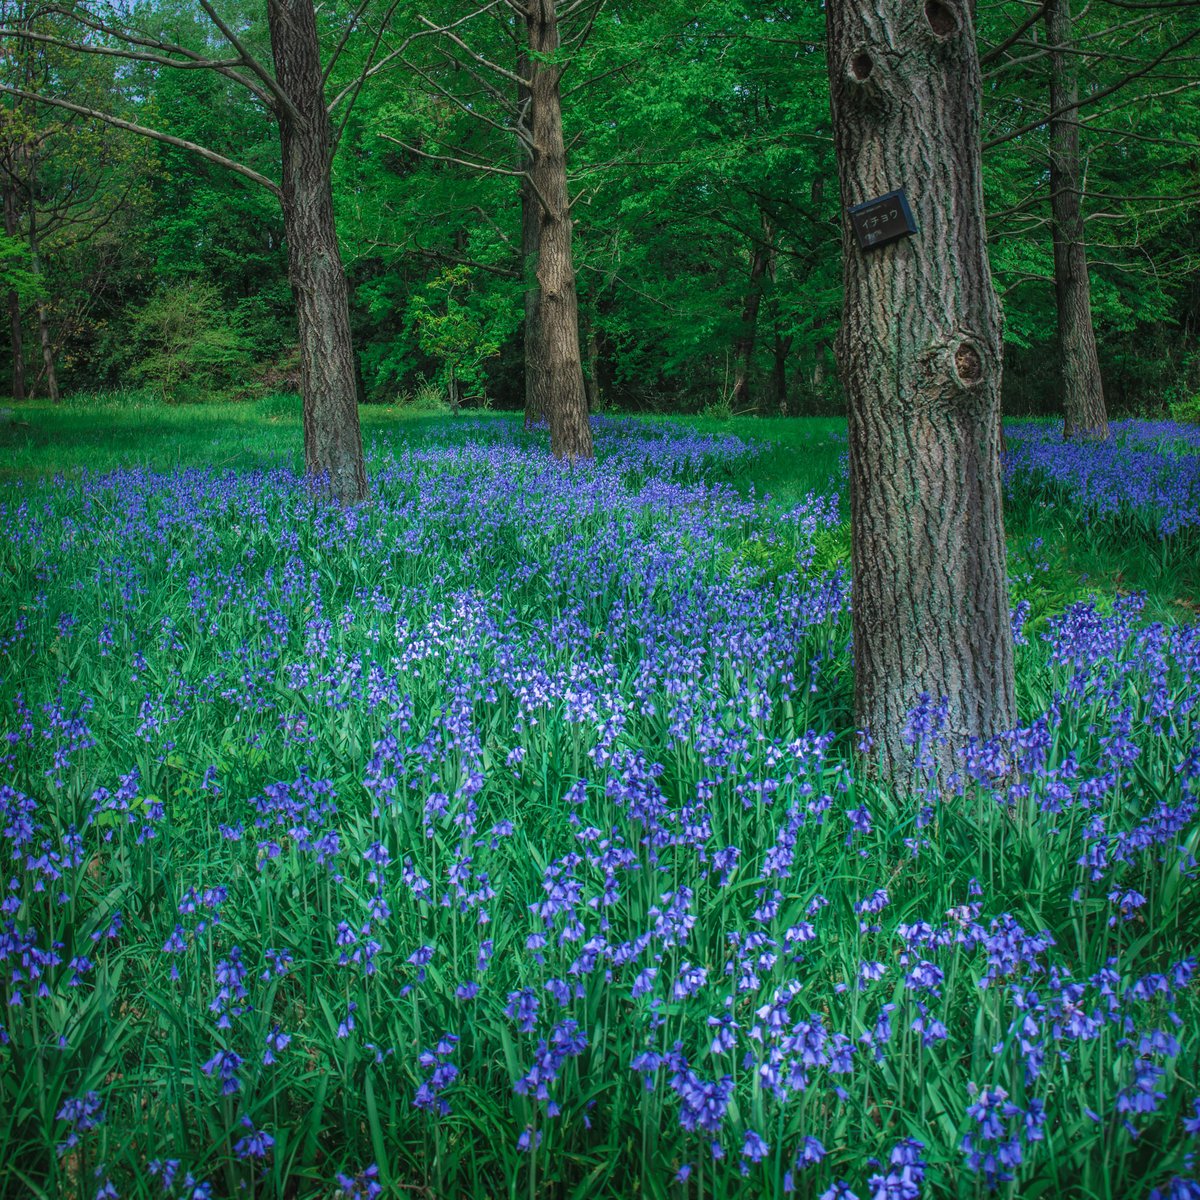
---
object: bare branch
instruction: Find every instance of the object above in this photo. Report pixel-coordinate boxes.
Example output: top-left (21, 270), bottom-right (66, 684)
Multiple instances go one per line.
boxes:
top-left (1094, 0), bottom-right (1200, 9)
top-left (327, 5), bottom-right (508, 117)
top-left (379, 131), bottom-right (526, 177)
top-left (381, 242), bottom-right (520, 277)
top-left (400, 54), bottom-right (528, 148)
top-left (417, 11), bottom-right (531, 88)
top-left (980, 1), bottom-right (1048, 65)
top-left (322, 0), bottom-right (375, 83)
top-left (561, 0), bottom-right (607, 50)
top-left (430, 44), bottom-right (519, 112)
top-left (0, 84), bottom-right (282, 198)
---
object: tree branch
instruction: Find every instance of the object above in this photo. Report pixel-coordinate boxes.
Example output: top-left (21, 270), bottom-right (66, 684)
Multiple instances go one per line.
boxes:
top-left (980, 1), bottom-right (1048, 66)
top-left (0, 84), bottom-right (282, 199)
top-left (322, 0), bottom-right (376, 84)
top-left (417, 11), bottom-right (531, 88)
top-left (196, 0), bottom-right (301, 122)
top-left (379, 132), bottom-right (526, 177)
top-left (982, 24), bottom-right (1200, 149)
top-left (0, 23), bottom-right (277, 110)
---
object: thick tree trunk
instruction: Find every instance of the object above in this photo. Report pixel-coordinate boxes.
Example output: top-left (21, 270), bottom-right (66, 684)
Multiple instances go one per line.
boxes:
top-left (268, 0), bottom-right (366, 504)
top-left (26, 200), bottom-right (57, 403)
top-left (1047, 0), bottom-right (1108, 441)
top-left (4, 181), bottom-right (24, 402)
top-left (827, 0), bottom-right (1016, 783)
top-left (525, 0), bottom-right (592, 460)
top-left (518, 50), bottom-right (543, 429)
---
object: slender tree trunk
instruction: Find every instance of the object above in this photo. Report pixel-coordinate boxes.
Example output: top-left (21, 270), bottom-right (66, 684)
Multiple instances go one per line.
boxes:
top-left (268, 0), bottom-right (366, 504)
top-left (25, 190), bottom-right (57, 403)
top-left (525, 0), bottom-right (591, 459)
top-left (731, 212), bottom-right (776, 414)
top-left (1047, 0), bottom-right (1108, 441)
top-left (4, 180), bottom-right (24, 402)
top-left (772, 326), bottom-right (793, 416)
top-left (584, 322), bottom-right (601, 411)
top-left (827, 0), bottom-right (1015, 783)
top-left (812, 343), bottom-right (827, 398)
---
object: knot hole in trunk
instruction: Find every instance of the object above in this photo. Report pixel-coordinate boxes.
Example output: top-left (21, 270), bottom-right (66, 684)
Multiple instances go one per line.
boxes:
top-left (848, 50), bottom-right (874, 81)
top-left (924, 0), bottom-right (961, 38)
top-left (954, 342), bottom-right (983, 385)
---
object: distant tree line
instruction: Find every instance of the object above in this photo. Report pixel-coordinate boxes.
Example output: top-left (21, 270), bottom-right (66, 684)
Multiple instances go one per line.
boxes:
top-left (2, 0), bottom-right (1198, 430)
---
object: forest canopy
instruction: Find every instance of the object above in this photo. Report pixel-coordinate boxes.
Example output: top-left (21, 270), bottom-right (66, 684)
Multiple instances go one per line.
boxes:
top-left (2, 0), bottom-right (1198, 417)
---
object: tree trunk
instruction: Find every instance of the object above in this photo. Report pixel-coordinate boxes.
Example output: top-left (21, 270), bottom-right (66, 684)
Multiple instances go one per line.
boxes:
top-left (729, 213), bottom-right (777, 420)
top-left (525, 0), bottom-right (592, 460)
top-left (812, 342), bottom-right (828, 398)
top-left (827, 0), bottom-right (1016, 783)
top-left (518, 49), bottom-right (543, 429)
top-left (1047, 0), bottom-right (1108, 441)
top-left (584, 323), bottom-right (601, 412)
top-left (26, 195), bottom-right (57, 403)
top-left (4, 180), bottom-right (24, 402)
top-left (772, 326), bottom-right (793, 416)
top-left (268, 0), bottom-right (367, 504)
top-left (731, 213), bottom-right (775, 414)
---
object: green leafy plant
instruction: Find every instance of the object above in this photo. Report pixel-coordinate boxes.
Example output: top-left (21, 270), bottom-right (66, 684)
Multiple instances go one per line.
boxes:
top-left (120, 280), bottom-right (253, 402)
top-left (407, 266), bottom-right (507, 409)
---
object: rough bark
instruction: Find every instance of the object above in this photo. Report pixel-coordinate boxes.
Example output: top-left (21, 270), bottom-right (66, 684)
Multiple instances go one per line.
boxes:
top-left (3, 179), bottom-right (24, 402)
top-left (518, 48), bottom-right (543, 428)
top-left (524, 0), bottom-right (592, 460)
top-left (827, 0), bottom-right (1016, 783)
top-left (1047, 0), bottom-right (1109, 441)
top-left (268, 0), bottom-right (366, 504)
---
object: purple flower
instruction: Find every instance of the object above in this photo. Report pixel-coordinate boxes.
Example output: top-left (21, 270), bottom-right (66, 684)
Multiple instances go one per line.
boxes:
top-left (672, 963), bottom-right (708, 1000)
top-left (506, 987), bottom-right (540, 1032)
top-left (741, 1128), bottom-right (770, 1169)
top-left (516, 1128), bottom-right (542, 1153)
top-left (234, 1116), bottom-right (275, 1160)
top-left (335, 1163), bottom-right (382, 1199)
top-left (201, 1048), bottom-right (243, 1094)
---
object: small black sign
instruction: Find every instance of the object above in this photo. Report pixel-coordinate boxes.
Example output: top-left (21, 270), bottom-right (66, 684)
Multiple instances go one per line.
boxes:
top-left (847, 188), bottom-right (917, 251)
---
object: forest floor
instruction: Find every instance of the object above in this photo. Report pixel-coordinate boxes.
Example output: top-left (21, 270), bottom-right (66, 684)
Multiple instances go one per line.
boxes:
top-left (2, 397), bottom-right (1196, 621)
top-left (1, 400), bottom-right (1198, 1198)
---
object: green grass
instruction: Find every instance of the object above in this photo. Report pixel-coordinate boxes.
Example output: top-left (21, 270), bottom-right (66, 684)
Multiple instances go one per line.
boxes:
top-left (0, 395), bottom-right (460, 481)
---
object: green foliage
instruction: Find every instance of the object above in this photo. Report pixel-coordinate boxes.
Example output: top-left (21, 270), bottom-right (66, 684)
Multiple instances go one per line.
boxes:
top-left (396, 377), bottom-right (452, 415)
top-left (9, 0), bottom-right (1200, 415)
top-left (1171, 393), bottom-right (1200, 425)
top-left (254, 391), bottom-right (303, 422)
top-left (0, 233), bottom-right (43, 306)
top-left (119, 280), bottom-right (253, 402)
top-left (407, 266), bottom-right (510, 402)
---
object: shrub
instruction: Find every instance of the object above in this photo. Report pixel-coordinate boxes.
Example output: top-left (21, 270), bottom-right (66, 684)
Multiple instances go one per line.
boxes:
top-left (120, 279), bottom-right (253, 402)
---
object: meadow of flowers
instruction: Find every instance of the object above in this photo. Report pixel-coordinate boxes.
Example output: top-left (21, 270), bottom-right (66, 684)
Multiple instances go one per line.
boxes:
top-left (1, 415), bottom-right (1198, 1199)
top-left (1004, 419), bottom-right (1200, 538)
